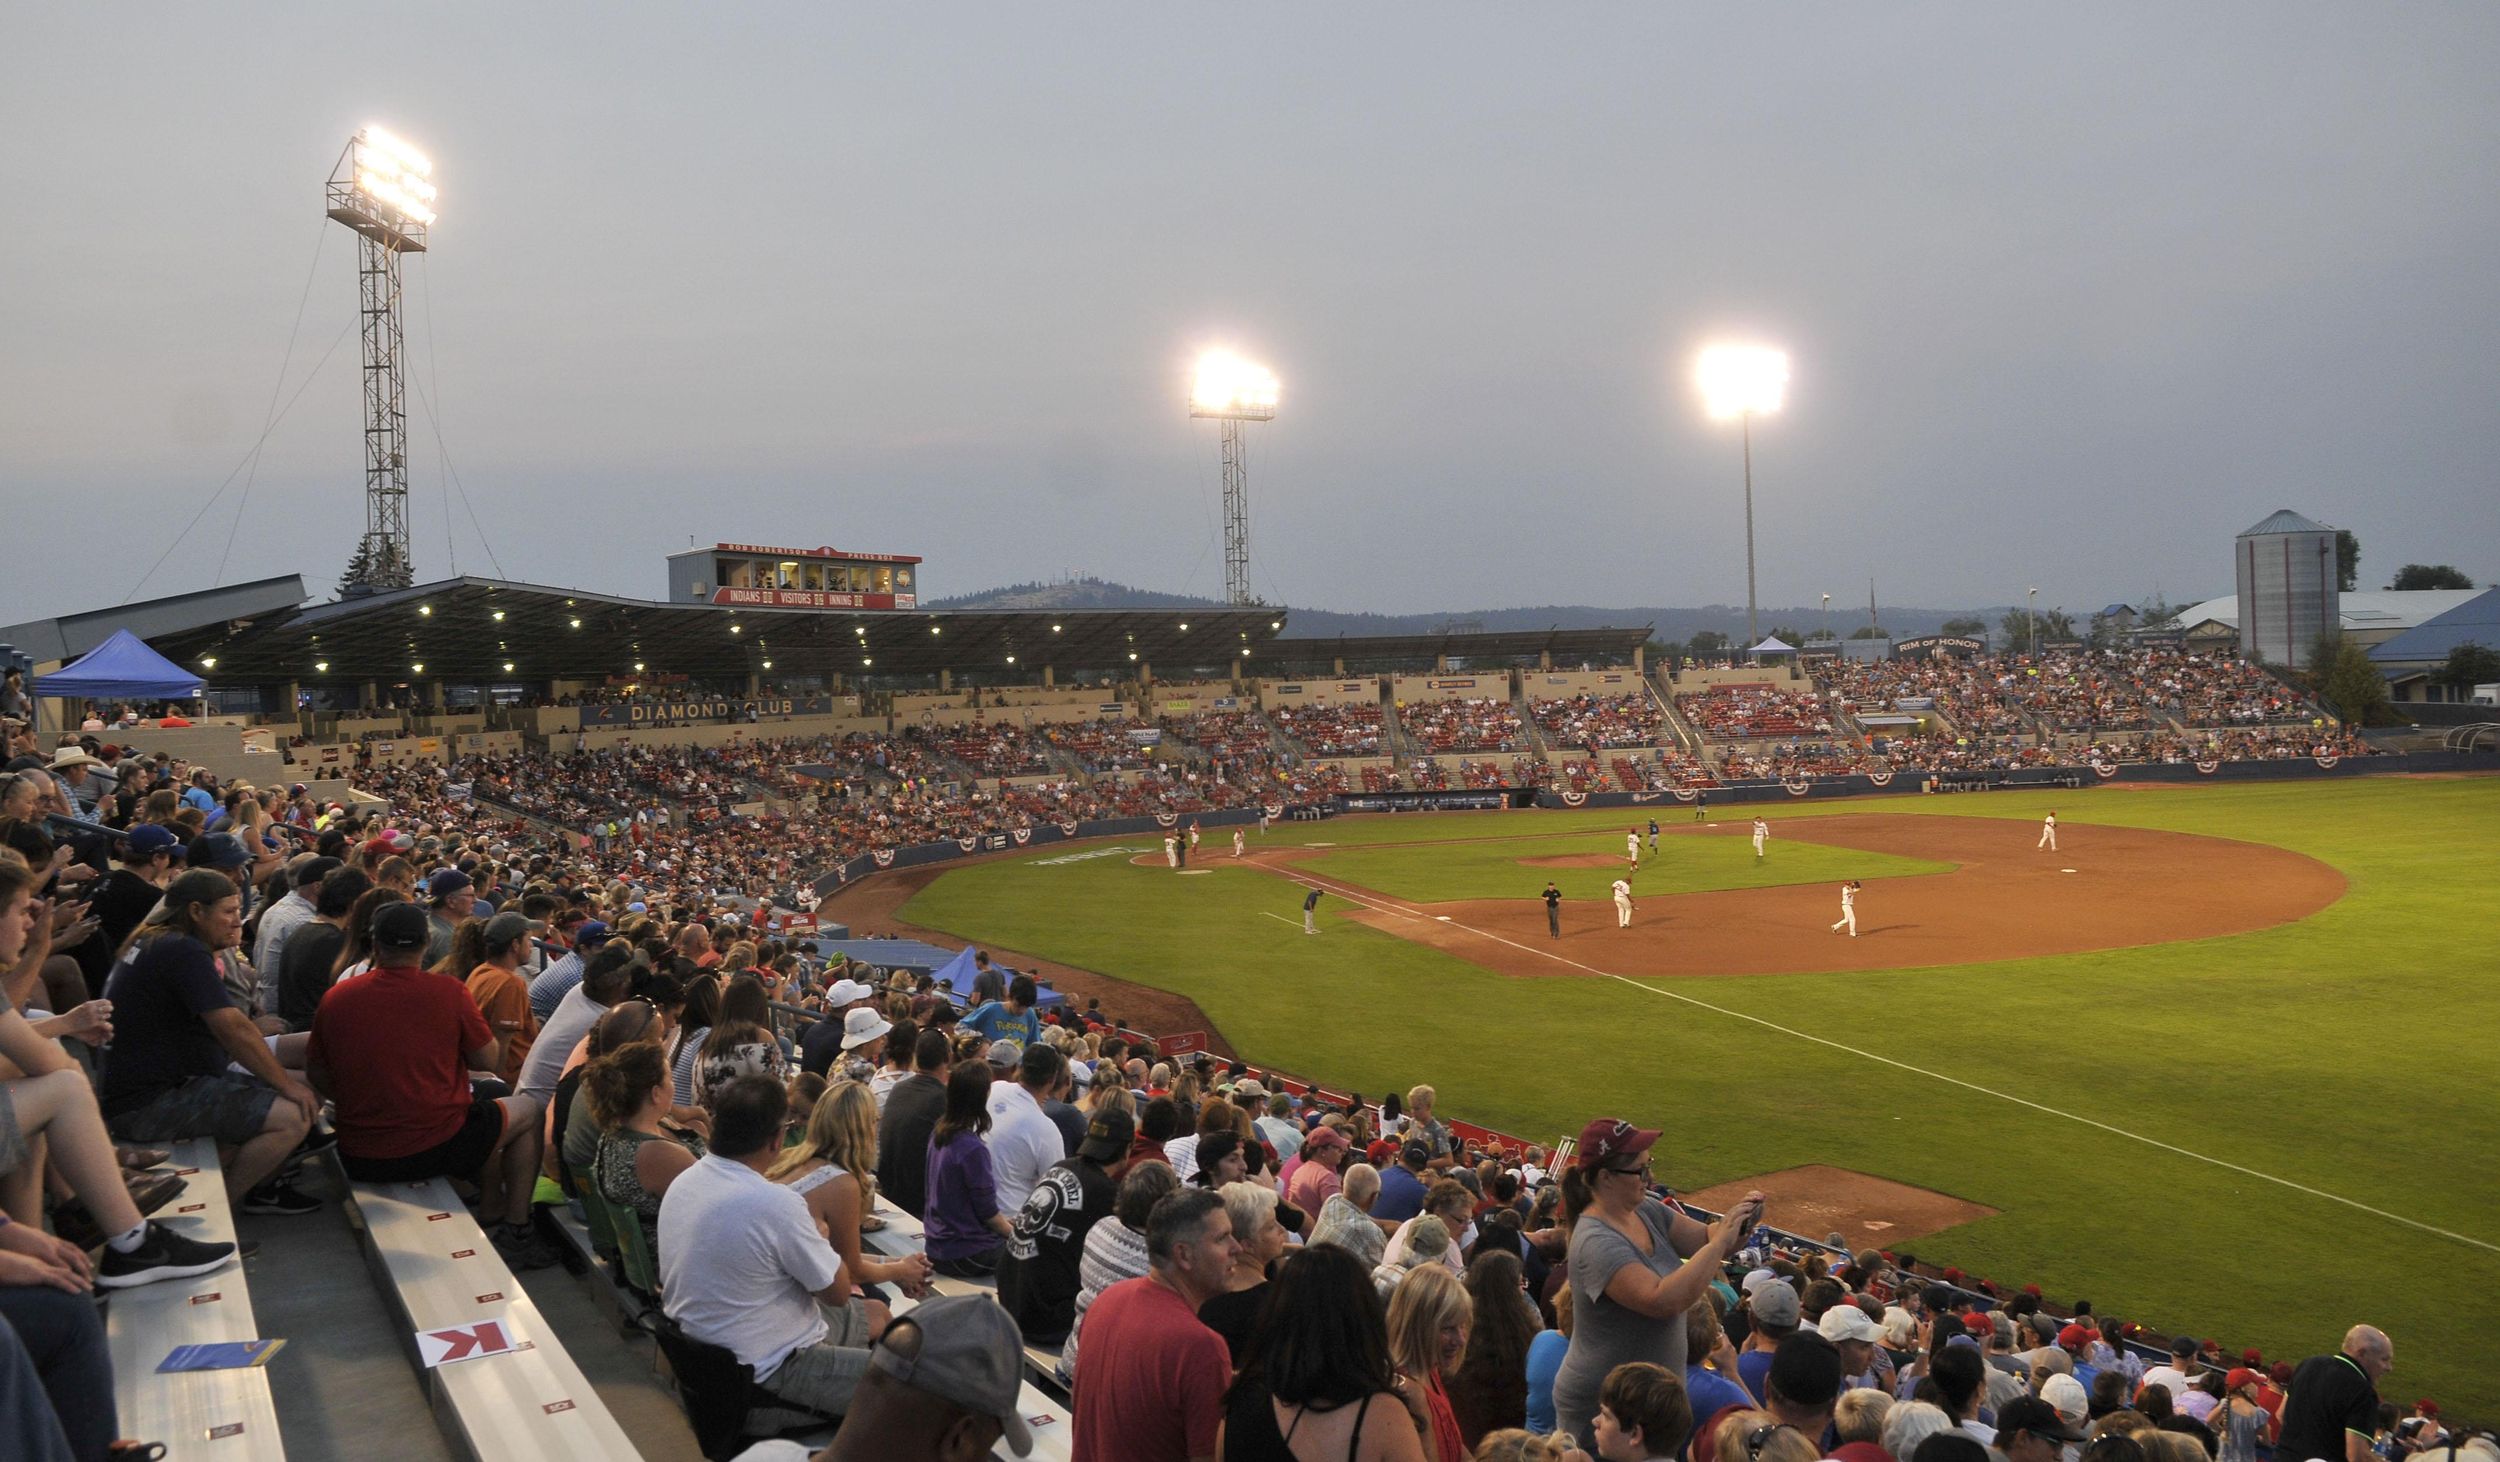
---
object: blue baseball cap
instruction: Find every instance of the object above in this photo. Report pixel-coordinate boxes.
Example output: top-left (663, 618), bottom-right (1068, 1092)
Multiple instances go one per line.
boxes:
top-left (574, 920), bottom-right (612, 948)
top-left (123, 824), bottom-right (186, 862)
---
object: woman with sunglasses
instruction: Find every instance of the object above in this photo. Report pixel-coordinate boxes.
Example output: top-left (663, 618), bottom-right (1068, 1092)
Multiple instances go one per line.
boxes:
top-left (1550, 1117), bottom-right (1764, 1453)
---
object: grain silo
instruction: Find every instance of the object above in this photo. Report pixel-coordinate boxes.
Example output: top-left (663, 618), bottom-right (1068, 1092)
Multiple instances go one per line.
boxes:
top-left (2234, 509), bottom-right (2340, 667)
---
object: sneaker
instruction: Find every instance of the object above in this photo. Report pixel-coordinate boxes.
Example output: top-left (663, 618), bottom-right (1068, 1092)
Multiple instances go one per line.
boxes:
top-left (117, 1145), bottom-right (173, 1171)
top-left (95, 1222), bottom-right (238, 1290)
top-left (490, 1223), bottom-right (560, 1272)
top-left (292, 1126), bottom-right (338, 1158)
top-left (240, 1179), bottom-right (322, 1216)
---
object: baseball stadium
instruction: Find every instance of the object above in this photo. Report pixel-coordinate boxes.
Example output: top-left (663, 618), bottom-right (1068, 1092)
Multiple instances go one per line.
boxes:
top-left (7, 18), bottom-right (2500, 1462)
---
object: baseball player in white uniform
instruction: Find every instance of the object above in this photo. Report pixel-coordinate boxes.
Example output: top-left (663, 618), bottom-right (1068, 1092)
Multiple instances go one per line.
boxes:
top-left (1830, 880), bottom-right (1860, 937)
top-left (2038, 811), bottom-right (2058, 851)
top-left (1625, 830), bottom-right (1640, 870)
top-left (1232, 828), bottom-right (1246, 858)
top-left (1164, 833), bottom-right (1179, 868)
top-left (1752, 817), bottom-right (1769, 860)
top-left (1612, 877), bottom-right (1634, 927)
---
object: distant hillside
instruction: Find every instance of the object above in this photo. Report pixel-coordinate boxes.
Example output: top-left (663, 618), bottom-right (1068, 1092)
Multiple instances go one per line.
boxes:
top-left (921, 577), bottom-right (1231, 613)
top-left (928, 578), bottom-right (1986, 642)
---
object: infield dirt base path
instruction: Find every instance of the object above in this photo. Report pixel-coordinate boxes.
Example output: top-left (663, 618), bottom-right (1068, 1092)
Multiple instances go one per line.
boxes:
top-left (1683, 1166), bottom-right (1998, 1245)
top-left (1273, 813), bottom-right (2344, 979)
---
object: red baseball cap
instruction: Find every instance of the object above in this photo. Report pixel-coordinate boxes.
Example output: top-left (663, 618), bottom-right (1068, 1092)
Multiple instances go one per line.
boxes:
top-left (2057, 1323), bottom-right (2094, 1350)
top-left (1572, 1117), bottom-right (1661, 1170)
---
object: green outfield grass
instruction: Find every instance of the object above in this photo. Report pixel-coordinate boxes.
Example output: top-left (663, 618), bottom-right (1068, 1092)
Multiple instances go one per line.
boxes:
top-left (1296, 827), bottom-right (1947, 902)
top-left (899, 778), bottom-right (2500, 1415)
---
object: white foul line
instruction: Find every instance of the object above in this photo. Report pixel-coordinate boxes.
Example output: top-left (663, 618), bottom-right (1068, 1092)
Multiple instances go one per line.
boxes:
top-left (1277, 869), bottom-right (2497, 1257)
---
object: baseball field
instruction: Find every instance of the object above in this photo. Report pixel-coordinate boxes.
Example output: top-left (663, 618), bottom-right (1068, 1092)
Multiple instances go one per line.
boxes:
top-left (890, 777), bottom-right (2500, 1415)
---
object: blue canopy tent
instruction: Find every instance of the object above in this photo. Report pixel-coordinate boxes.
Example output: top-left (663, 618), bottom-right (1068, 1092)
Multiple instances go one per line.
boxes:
top-left (35, 629), bottom-right (204, 702)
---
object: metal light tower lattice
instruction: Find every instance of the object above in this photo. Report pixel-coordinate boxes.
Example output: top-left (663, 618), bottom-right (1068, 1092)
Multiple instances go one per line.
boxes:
top-left (325, 126), bottom-right (437, 593)
top-left (1190, 351), bottom-right (1280, 607)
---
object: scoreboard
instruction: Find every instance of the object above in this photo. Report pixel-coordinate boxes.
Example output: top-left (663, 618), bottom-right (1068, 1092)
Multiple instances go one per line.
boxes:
top-left (666, 542), bottom-right (922, 611)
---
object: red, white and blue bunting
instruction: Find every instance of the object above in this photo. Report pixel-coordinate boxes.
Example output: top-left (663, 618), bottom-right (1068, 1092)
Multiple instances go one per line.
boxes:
top-left (871, 848), bottom-right (895, 867)
top-left (1781, 778), bottom-right (1812, 797)
top-left (2193, 759), bottom-right (2220, 776)
top-left (1559, 791), bottom-right (1587, 807)
top-left (1010, 828), bottom-right (1032, 845)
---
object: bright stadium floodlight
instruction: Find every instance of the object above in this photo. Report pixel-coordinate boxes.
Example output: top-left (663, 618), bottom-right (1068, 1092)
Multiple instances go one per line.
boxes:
top-left (1695, 343), bottom-right (1791, 647)
top-left (1189, 349), bottom-right (1280, 607)
top-left (326, 125), bottom-right (440, 594)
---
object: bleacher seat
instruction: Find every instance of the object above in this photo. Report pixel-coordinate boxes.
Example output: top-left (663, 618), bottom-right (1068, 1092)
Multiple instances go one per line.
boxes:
top-left (103, 1139), bottom-right (284, 1462)
top-left (336, 1171), bottom-right (640, 1461)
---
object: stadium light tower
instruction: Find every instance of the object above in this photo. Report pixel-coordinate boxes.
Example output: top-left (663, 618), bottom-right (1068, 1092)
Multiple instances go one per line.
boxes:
top-left (1190, 350), bottom-right (1280, 606)
top-left (325, 125), bottom-right (437, 594)
top-left (1696, 343), bottom-right (1790, 647)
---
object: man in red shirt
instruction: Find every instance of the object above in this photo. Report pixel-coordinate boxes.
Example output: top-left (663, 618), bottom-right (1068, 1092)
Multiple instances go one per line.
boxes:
top-left (1070, 1187), bottom-right (1238, 1462)
top-left (308, 903), bottom-right (556, 1269)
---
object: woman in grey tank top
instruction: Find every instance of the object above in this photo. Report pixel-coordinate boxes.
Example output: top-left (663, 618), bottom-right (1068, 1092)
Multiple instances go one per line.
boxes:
top-left (1549, 1117), bottom-right (1764, 1451)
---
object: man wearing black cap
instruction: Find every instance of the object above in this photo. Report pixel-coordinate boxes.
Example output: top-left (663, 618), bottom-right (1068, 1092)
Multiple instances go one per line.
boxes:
top-left (72, 824), bottom-right (185, 999)
top-left (308, 903), bottom-right (557, 1269)
top-left (422, 868), bottom-right (474, 967)
top-left (1995, 1395), bottom-right (2087, 1462)
top-left (997, 1106), bottom-right (1133, 1346)
top-left (1373, 1138), bottom-right (1433, 1224)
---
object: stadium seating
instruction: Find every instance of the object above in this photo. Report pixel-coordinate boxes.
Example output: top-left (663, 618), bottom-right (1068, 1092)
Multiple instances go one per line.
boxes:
top-left (1531, 691), bottom-right (1666, 751)
top-left (1395, 696), bottom-right (1527, 753)
top-left (337, 1171), bottom-right (640, 1461)
top-left (103, 1141), bottom-right (285, 1462)
top-left (1269, 702), bottom-right (1385, 757)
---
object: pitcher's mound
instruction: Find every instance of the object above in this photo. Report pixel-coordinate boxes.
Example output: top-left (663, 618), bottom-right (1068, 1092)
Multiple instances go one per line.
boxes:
top-left (1682, 1165), bottom-right (1996, 1244)
top-left (1518, 853), bottom-right (1630, 868)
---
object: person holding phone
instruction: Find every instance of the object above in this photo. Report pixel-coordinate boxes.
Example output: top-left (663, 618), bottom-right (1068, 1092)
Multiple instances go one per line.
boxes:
top-left (1550, 1117), bottom-right (1765, 1453)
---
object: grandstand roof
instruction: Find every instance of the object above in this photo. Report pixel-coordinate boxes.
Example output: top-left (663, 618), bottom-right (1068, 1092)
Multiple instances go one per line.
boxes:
top-left (2238, 508), bottom-right (2334, 537)
top-left (132, 575), bottom-right (1288, 684)
top-left (0, 574), bottom-right (307, 666)
top-left (2173, 589), bottom-right (2480, 637)
top-left (1259, 624), bottom-right (1652, 672)
top-left (2366, 587), bottom-right (2500, 667)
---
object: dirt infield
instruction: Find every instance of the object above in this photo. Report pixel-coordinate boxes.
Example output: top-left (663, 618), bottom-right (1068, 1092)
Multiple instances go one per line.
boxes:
top-left (1282, 813), bottom-right (2344, 978)
top-left (814, 861), bottom-right (1235, 1055)
top-left (1683, 1165), bottom-right (1997, 1245)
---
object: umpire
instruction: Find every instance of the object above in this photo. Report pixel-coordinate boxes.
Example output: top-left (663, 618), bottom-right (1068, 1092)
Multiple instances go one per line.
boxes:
top-left (1542, 880), bottom-right (1561, 938)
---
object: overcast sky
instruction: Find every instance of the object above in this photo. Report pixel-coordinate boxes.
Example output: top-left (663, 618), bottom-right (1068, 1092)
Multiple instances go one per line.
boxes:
top-left (5, 5), bottom-right (2495, 628)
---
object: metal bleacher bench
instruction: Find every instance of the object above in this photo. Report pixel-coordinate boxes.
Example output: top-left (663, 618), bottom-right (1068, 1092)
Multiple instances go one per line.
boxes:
top-left (103, 1139), bottom-right (285, 1462)
top-left (336, 1170), bottom-right (639, 1462)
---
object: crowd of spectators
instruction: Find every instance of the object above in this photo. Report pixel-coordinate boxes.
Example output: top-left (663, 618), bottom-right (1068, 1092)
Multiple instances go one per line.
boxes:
top-left (1678, 686), bottom-right (1837, 741)
top-left (1274, 702), bottom-right (1388, 757)
top-left (1534, 693), bottom-right (1669, 752)
top-left (1814, 650), bottom-right (2323, 740)
top-left (2, 705), bottom-right (2469, 1460)
top-left (1401, 698), bottom-right (1531, 755)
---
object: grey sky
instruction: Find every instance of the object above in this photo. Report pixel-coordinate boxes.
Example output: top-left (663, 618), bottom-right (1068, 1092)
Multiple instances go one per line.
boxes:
top-left (5, 5), bottom-right (2495, 628)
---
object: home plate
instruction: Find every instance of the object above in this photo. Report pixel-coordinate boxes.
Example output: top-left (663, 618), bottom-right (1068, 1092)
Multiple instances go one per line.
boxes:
top-left (1437, 916), bottom-right (1453, 922)
top-left (2061, 868), bottom-right (2079, 873)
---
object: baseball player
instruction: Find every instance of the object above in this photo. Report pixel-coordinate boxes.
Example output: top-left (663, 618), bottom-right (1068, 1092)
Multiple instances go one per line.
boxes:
top-left (1752, 817), bottom-right (1769, 860)
top-left (1232, 828), bottom-right (1246, 858)
top-left (1176, 830), bottom-right (1189, 869)
top-left (1647, 817), bottom-right (1659, 853)
top-left (1188, 819), bottom-right (1202, 852)
top-left (1259, 806), bottom-right (1271, 835)
top-left (1163, 833), bottom-right (1178, 868)
top-left (1625, 829), bottom-right (1640, 870)
top-left (2038, 811), bottom-right (2058, 851)
top-left (1694, 787), bottom-right (1709, 822)
top-left (1830, 880), bottom-right (1860, 938)
top-left (1612, 877), bottom-right (1633, 927)
top-left (1302, 886), bottom-right (1322, 934)
top-left (1542, 881), bottom-right (1562, 938)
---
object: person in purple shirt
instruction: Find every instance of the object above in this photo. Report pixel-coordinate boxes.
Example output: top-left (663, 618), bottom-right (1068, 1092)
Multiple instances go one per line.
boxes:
top-left (923, 1062), bottom-right (1012, 1277)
